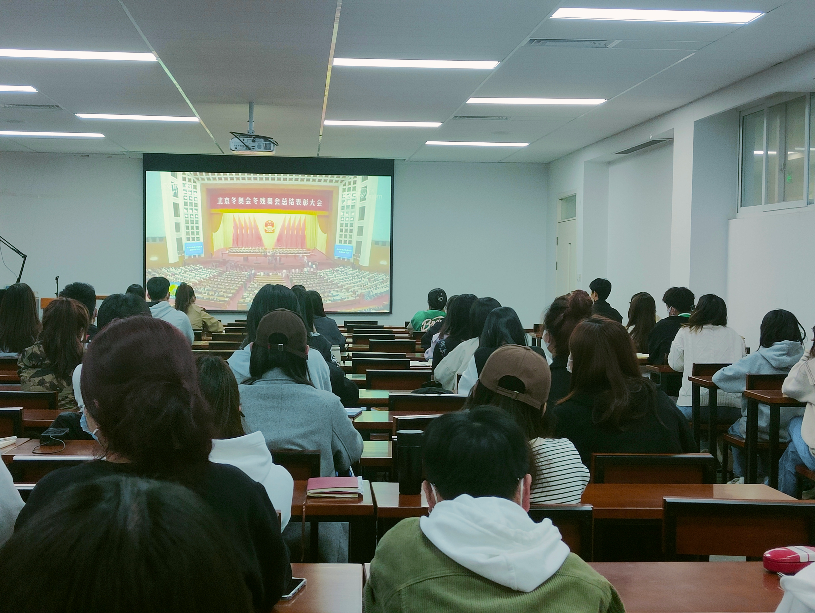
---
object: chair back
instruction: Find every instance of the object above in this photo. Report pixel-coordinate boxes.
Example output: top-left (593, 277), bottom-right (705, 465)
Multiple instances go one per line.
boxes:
top-left (369, 339), bottom-right (417, 354)
top-left (392, 414), bottom-right (440, 436)
top-left (201, 340), bottom-right (242, 350)
top-left (691, 363), bottom-right (731, 377)
top-left (0, 357), bottom-right (17, 377)
top-left (352, 358), bottom-right (410, 375)
top-left (388, 393), bottom-right (466, 413)
top-left (528, 504), bottom-right (594, 561)
top-left (269, 448), bottom-right (321, 481)
top-left (208, 332), bottom-right (246, 343)
top-left (0, 390), bottom-right (58, 413)
top-left (14, 483), bottom-right (35, 502)
top-left (411, 330), bottom-right (425, 341)
top-left (367, 370), bottom-right (432, 391)
top-left (351, 352), bottom-right (408, 360)
top-left (352, 332), bottom-right (396, 345)
top-left (663, 498), bottom-right (815, 559)
top-left (345, 320), bottom-right (380, 329)
top-left (745, 373), bottom-right (786, 391)
top-left (0, 407), bottom-right (23, 437)
top-left (591, 453), bottom-right (716, 484)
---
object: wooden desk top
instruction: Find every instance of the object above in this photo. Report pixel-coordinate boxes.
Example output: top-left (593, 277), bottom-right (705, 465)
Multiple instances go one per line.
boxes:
top-left (582, 483), bottom-right (794, 520)
top-left (688, 375), bottom-right (717, 388)
top-left (358, 390), bottom-right (389, 406)
top-left (22, 409), bottom-right (59, 428)
top-left (361, 440), bottom-right (391, 467)
top-left (744, 389), bottom-right (805, 405)
top-left (371, 482), bottom-right (428, 518)
top-left (353, 410), bottom-right (445, 431)
top-left (272, 563), bottom-right (363, 613)
top-left (290, 480), bottom-right (376, 519)
top-left (2, 438), bottom-right (102, 465)
top-left (645, 365), bottom-right (679, 374)
top-left (590, 561), bottom-right (781, 612)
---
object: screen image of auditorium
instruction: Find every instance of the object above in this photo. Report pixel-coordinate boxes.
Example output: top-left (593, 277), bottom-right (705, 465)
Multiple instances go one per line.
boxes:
top-left (144, 169), bottom-right (392, 313)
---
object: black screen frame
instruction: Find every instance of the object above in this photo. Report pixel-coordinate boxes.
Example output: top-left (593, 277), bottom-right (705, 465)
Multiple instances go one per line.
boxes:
top-left (142, 153), bottom-right (395, 315)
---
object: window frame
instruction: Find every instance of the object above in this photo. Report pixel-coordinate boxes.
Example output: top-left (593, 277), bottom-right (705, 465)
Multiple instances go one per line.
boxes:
top-left (738, 92), bottom-right (812, 216)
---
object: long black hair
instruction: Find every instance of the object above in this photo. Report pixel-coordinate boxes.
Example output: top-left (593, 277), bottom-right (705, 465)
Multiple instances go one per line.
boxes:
top-left (441, 294), bottom-right (477, 342)
top-left (244, 285), bottom-right (303, 345)
top-left (479, 306), bottom-right (527, 348)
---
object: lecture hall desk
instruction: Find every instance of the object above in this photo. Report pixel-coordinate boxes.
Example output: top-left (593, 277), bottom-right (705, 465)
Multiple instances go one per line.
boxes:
top-left (272, 563), bottom-right (363, 613)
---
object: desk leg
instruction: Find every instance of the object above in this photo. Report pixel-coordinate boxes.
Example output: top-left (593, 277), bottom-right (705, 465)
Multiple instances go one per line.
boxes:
top-left (708, 389), bottom-right (719, 475)
top-left (746, 397), bottom-right (759, 484)
top-left (769, 405), bottom-right (780, 489)
top-left (692, 383), bottom-right (701, 449)
top-left (349, 517), bottom-right (376, 563)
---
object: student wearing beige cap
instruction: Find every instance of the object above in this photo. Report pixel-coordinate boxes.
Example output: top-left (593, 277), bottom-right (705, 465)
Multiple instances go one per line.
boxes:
top-left (463, 344), bottom-right (589, 504)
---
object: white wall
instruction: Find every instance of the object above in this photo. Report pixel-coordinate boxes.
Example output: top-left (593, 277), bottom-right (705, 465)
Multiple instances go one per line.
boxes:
top-left (727, 207), bottom-right (815, 352)
top-left (0, 153), bottom-right (143, 300)
top-left (546, 46), bottom-right (815, 346)
top-left (0, 154), bottom-right (549, 327)
top-left (606, 143), bottom-right (674, 316)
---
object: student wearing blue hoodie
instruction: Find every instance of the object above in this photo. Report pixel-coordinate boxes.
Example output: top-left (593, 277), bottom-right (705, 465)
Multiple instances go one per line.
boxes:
top-left (712, 309), bottom-right (806, 481)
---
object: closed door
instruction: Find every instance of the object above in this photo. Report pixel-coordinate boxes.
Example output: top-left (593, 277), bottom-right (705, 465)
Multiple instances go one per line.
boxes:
top-left (556, 195), bottom-right (578, 296)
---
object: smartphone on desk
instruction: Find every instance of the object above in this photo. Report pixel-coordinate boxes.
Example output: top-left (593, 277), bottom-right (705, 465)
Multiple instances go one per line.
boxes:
top-left (281, 577), bottom-right (306, 600)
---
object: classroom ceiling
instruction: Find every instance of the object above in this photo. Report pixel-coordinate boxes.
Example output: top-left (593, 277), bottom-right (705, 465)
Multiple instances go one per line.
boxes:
top-left (0, 0), bottom-right (813, 162)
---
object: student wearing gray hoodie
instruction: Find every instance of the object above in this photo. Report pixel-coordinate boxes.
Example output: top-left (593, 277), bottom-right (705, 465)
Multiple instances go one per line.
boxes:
top-left (712, 309), bottom-right (806, 480)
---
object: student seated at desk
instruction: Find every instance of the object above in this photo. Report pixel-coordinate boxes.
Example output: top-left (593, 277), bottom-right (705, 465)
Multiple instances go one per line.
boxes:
top-left (19, 297), bottom-right (88, 412)
top-left (365, 407), bottom-right (623, 613)
top-left (16, 317), bottom-right (292, 610)
top-left (712, 309), bottom-right (805, 481)
top-left (2, 475), bottom-right (255, 613)
top-left (430, 293), bottom-right (476, 370)
top-left (457, 306), bottom-right (544, 396)
top-left (408, 287), bottom-right (447, 333)
top-left (541, 290), bottom-right (593, 406)
top-left (626, 291), bottom-right (657, 354)
top-left (198, 355), bottom-right (294, 530)
top-left (0, 460), bottom-right (23, 547)
top-left (463, 345), bottom-right (589, 504)
top-left (778, 326), bottom-right (815, 496)
top-left (174, 282), bottom-right (224, 333)
top-left (668, 293), bottom-right (745, 422)
top-left (0, 282), bottom-right (40, 356)
top-left (555, 316), bottom-right (696, 467)
top-left (307, 290), bottom-right (346, 351)
top-left (647, 286), bottom-right (694, 366)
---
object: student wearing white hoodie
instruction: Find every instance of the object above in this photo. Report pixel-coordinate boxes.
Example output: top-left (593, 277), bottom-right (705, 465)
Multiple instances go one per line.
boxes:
top-left (776, 560), bottom-right (815, 613)
top-left (197, 355), bottom-right (294, 529)
top-left (365, 407), bottom-right (623, 613)
top-left (712, 310), bottom-right (806, 481)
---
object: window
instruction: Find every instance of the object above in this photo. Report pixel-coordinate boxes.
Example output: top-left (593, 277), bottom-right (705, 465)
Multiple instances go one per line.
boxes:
top-left (558, 195), bottom-right (576, 220)
top-left (740, 94), bottom-right (813, 210)
top-left (357, 226), bottom-right (364, 236)
top-left (358, 206), bottom-right (365, 221)
top-left (173, 202), bottom-right (180, 217)
top-left (176, 238), bottom-right (183, 254)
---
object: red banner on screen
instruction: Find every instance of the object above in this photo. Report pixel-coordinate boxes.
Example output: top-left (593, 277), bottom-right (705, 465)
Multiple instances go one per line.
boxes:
top-left (206, 187), bottom-right (333, 212)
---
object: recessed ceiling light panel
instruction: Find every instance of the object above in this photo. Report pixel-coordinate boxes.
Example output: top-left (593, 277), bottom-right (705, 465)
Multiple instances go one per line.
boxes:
top-left (468, 97), bottom-right (606, 105)
top-left (333, 58), bottom-right (498, 69)
top-left (0, 85), bottom-right (37, 93)
top-left (426, 141), bottom-right (528, 147)
top-left (0, 131), bottom-right (104, 138)
top-left (0, 48), bottom-right (156, 61)
top-left (325, 120), bottom-right (441, 127)
top-left (551, 8), bottom-right (763, 24)
top-left (76, 113), bottom-right (199, 122)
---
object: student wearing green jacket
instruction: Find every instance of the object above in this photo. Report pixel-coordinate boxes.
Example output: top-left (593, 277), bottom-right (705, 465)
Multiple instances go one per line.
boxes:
top-left (365, 407), bottom-right (625, 613)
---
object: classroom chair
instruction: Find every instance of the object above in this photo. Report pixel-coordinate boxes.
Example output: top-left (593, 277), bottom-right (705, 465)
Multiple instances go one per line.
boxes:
top-left (352, 358), bottom-right (411, 375)
top-left (663, 498), bottom-right (815, 559)
top-left (268, 448), bottom-right (321, 481)
top-left (388, 393), bottom-right (466, 413)
top-left (368, 339), bottom-right (417, 354)
top-left (591, 453), bottom-right (716, 484)
top-left (528, 504), bottom-right (594, 561)
top-left (367, 370), bottom-right (432, 391)
top-left (0, 407), bottom-right (23, 437)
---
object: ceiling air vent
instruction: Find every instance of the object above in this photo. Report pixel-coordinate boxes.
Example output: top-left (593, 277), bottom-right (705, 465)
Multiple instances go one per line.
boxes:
top-left (452, 115), bottom-right (508, 121)
top-left (527, 38), bottom-right (618, 49)
top-left (0, 104), bottom-right (62, 111)
top-left (615, 138), bottom-right (672, 155)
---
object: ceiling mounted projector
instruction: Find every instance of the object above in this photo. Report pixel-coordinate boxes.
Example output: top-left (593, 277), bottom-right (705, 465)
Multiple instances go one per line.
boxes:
top-left (230, 102), bottom-right (278, 155)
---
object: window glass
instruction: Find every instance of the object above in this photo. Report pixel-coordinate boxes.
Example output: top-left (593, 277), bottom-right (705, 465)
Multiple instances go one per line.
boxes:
top-left (559, 194), bottom-right (577, 220)
top-left (741, 110), bottom-right (764, 207)
top-left (767, 97), bottom-right (805, 204)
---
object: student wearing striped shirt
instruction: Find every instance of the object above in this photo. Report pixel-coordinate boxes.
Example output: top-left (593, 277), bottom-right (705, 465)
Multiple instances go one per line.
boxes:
top-left (462, 345), bottom-right (589, 504)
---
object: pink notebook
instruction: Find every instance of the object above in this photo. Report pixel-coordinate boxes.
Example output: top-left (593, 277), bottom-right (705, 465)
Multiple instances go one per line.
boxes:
top-left (306, 476), bottom-right (363, 498)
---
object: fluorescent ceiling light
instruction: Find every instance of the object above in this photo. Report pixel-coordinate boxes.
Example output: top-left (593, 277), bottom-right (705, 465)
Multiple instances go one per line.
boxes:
top-left (0, 48), bottom-right (156, 61)
top-left (551, 8), bottom-right (763, 24)
top-left (0, 131), bottom-right (104, 138)
top-left (325, 120), bottom-right (441, 127)
top-left (76, 113), bottom-right (199, 122)
top-left (426, 140), bottom-right (528, 147)
top-left (333, 58), bottom-right (498, 69)
top-left (468, 97), bottom-right (605, 105)
top-left (0, 85), bottom-right (37, 93)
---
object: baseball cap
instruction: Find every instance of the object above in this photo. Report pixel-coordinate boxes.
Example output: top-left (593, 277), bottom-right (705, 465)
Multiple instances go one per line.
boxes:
top-left (255, 309), bottom-right (308, 359)
top-left (478, 345), bottom-right (551, 410)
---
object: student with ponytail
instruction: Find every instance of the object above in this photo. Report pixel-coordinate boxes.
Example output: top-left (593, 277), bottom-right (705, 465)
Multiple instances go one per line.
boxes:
top-left (15, 317), bottom-right (292, 610)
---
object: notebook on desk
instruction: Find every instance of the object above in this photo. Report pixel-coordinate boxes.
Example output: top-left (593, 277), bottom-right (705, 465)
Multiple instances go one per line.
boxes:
top-left (345, 407), bottom-right (364, 419)
top-left (306, 476), bottom-right (363, 498)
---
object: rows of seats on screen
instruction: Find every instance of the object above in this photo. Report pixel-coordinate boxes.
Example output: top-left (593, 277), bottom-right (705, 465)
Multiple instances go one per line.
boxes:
top-left (144, 171), bottom-right (392, 313)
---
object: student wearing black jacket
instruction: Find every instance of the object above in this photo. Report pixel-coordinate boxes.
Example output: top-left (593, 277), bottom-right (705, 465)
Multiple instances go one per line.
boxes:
top-left (647, 287), bottom-right (695, 366)
top-left (541, 291), bottom-right (593, 406)
top-left (554, 317), bottom-right (696, 467)
top-left (589, 278), bottom-right (623, 324)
